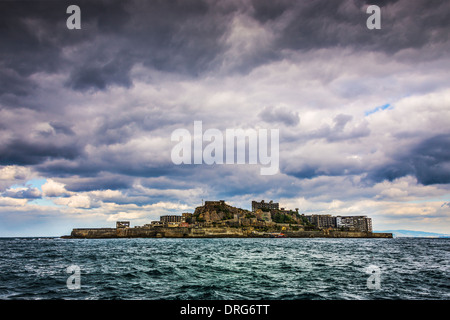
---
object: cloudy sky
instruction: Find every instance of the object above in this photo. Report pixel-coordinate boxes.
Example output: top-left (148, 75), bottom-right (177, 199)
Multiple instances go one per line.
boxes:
top-left (1, 0), bottom-right (449, 236)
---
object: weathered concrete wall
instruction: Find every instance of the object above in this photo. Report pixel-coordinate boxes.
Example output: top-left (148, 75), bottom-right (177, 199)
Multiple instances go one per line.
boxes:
top-left (141, 227), bottom-right (248, 238)
top-left (71, 227), bottom-right (158, 238)
top-left (284, 230), bottom-right (392, 238)
top-left (69, 227), bottom-right (392, 238)
top-left (71, 228), bottom-right (118, 238)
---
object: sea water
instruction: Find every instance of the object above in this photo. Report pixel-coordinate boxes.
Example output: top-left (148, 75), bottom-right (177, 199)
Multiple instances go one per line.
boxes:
top-left (0, 237), bottom-right (448, 300)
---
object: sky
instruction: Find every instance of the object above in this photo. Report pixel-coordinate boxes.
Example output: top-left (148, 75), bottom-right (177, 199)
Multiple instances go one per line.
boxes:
top-left (1, 0), bottom-right (450, 236)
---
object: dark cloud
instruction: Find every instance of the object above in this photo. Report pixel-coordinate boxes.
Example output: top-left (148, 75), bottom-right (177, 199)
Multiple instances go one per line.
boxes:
top-left (410, 134), bottom-right (450, 185)
top-left (0, 1), bottom-right (67, 77)
top-left (1, 0), bottom-right (449, 97)
top-left (35, 159), bottom-right (101, 178)
top-left (0, 0), bottom-right (119, 104)
top-left (282, 161), bottom-right (363, 181)
top-left (49, 121), bottom-right (75, 136)
top-left (250, 0), bottom-right (290, 22)
top-left (305, 114), bottom-right (370, 142)
top-left (2, 187), bottom-right (41, 199)
top-left (35, 154), bottom-right (175, 180)
top-left (66, 55), bottom-right (134, 91)
top-left (0, 68), bottom-right (37, 97)
top-left (63, 175), bottom-right (132, 192)
top-left (0, 138), bottom-right (83, 166)
top-left (61, 0), bottom-right (228, 90)
top-left (0, 0), bottom-right (449, 196)
top-left (368, 134), bottom-right (450, 185)
top-left (274, 0), bottom-right (450, 54)
top-left (91, 108), bottom-right (179, 146)
top-left (282, 132), bottom-right (450, 186)
top-left (258, 106), bottom-right (300, 127)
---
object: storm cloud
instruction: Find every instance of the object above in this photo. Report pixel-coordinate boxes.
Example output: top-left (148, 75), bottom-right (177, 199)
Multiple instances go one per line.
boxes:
top-left (1, 0), bottom-right (450, 235)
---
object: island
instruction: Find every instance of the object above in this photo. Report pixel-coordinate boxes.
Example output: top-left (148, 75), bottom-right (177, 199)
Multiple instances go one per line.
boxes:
top-left (62, 200), bottom-right (393, 239)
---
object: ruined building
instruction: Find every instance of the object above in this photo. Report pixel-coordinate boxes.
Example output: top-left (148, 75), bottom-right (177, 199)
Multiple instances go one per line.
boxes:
top-left (251, 200), bottom-right (279, 212)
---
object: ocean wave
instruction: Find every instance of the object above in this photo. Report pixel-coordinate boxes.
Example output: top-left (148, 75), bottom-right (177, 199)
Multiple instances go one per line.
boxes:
top-left (0, 238), bottom-right (448, 300)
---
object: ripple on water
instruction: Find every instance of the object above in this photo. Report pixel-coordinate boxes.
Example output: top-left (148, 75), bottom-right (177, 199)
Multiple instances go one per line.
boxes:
top-left (0, 237), bottom-right (448, 299)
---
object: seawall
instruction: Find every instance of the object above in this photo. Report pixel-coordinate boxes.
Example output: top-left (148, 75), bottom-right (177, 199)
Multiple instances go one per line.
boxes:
top-left (69, 227), bottom-right (248, 238)
top-left (284, 230), bottom-right (392, 238)
top-left (67, 227), bottom-right (392, 238)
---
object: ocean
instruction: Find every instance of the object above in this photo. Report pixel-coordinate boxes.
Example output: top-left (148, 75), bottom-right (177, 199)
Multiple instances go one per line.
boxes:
top-left (0, 237), bottom-right (448, 300)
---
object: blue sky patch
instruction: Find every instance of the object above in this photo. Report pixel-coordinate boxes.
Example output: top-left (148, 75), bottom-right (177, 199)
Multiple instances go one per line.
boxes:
top-left (365, 103), bottom-right (392, 116)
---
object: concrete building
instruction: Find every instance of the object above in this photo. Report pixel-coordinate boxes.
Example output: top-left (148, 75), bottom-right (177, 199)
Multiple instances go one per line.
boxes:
top-left (336, 216), bottom-right (372, 232)
top-left (305, 215), bottom-right (337, 229)
top-left (182, 213), bottom-right (193, 220)
top-left (160, 215), bottom-right (185, 224)
top-left (204, 200), bottom-right (226, 206)
top-left (252, 200), bottom-right (279, 212)
top-left (116, 221), bottom-right (130, 228)
top-left (303, 215), bottom-right (372, 232)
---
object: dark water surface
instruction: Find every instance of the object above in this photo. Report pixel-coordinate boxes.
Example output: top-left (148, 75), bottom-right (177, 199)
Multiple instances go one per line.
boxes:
top-left (0, 237), bottom-right (448, 300)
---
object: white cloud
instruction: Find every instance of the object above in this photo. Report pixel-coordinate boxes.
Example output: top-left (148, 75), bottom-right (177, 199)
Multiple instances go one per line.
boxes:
top-left (144, 201), bottom-right (190, 211)
top-left (89, 189), bottom-right (123, 200)
top-left (0, 165), bottom-right (32, 181)
top-left (106, 211), bottom-right (145, 222)
top-left (53, 194), bottom-right (91, 209)
top-left (0, 197), bottom-right (27, 206)
top-left (41, 179), bottom-right (70, 197)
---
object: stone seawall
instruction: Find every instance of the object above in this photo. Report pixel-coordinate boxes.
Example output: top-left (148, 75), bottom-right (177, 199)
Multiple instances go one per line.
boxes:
top-left (68, 227), bottom-right (392, 238)
top-left (284, 230), bottom-right (392, 238)
top-left (70, 227), bottom-right (249, 238)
